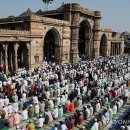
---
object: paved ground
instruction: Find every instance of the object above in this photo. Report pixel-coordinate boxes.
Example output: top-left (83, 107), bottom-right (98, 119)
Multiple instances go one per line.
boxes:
top-left (104, 99), bottom-right (130, 130)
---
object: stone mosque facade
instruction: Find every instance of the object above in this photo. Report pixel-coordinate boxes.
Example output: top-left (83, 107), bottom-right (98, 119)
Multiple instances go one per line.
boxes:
top-left (0, 3), bottom-right (124, 73)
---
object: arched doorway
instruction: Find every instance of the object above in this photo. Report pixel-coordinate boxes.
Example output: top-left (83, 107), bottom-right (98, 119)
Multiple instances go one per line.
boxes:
top-left (100, 34), bottom-right (108, 57)
top-left (43, 28), bottom-right (61, 63)
top-left (17, 43), bottom-right (28, 68)
top-left (78, 20), bottom-right (91, 60)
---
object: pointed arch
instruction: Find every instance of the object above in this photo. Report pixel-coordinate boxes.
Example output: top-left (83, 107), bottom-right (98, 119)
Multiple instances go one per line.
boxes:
top-left (78, 19), bottom-right (92, 60)
top-left (100, 34), bottom-right (108, 57)
top-left (43, 27), bottom-right (61, 63)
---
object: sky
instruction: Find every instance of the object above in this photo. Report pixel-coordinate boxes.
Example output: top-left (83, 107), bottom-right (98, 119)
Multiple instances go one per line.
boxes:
top-left (0, 0), bottom-right (129, 32)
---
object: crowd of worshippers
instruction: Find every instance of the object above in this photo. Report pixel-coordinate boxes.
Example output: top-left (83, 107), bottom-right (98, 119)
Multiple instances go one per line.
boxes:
top-left (0, 54), bottom-right (129, 130)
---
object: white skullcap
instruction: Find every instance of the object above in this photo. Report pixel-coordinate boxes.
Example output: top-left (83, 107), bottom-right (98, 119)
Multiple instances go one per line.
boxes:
top-left (8, 113), bottom-right (11, 116)
top-left (121, 125), bottom-right (125, 129)
top-left (16, 125), bottom-right (20, 129)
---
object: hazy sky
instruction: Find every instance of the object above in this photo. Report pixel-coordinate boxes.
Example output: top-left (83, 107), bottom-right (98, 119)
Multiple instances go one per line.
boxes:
top-left (0, 0), bottom-right (129, 32)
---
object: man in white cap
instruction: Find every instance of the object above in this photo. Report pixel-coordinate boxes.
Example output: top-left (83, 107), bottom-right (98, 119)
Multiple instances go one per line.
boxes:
top-left (33, 96), bottom-right (38, 104)
top-left (48, 98), bottom-right (54, 109)
top-left (92, 118), bottom-right (99, 130)
top-left (53, 106), bottom-right (58, 119)
top-left (60, 121), bottom-right (68, 130)
top-left (8, 103), bottom-right (13, 114)
top-left (12, 100), bottom-right (19, 112)
top-left (90, 104), bottom-right (94, 116)
top-left (34, 103), bottom-right (40, 117)
top-left (21, 108), bottom-right (28, 120)
top-left (61, 95), bottom-right (65, 105)
top-left (82, 126), bottom-right (86, 130)
top-left (36, 115), bottom-right (44, 128)
top-left (22, 91), bottom-right (26, 102)
top-left (7, 113), bottom-right (15, 127)
top-left (0, 97), bottom-right (4, 108)
top-left (58, 105), bottom-right (63, 117)
top-left (113, 103), bottom-right (117, 115)
top-left (16, 125), bottom-right (21, 130)
top-left (86, 105), bottom-right (90, 119)
top-left (12, 93), bottom-right (18, 102)
top-left (95, 100), bottom-right (100, 112)
top-left (0, 81), bottom-right (2, 88)
top-left (28, 104), bottom-right (34, 118)
top-left (4, 96), bottom-right (9, 106)
top-left (19, 99), bottom-right (24, 111)
top-left (3, 105), bottom-right (8, 118)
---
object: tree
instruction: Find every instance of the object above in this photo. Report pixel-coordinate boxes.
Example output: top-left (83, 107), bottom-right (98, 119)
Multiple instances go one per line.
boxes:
top-left (42, 0), bottom-right (54, 10)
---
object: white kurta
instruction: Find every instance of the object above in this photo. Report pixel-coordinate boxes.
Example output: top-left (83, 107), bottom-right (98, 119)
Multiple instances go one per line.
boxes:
top-left (36, 118), bottom-right (44, 128)
top-left (21, 110), bottom-right (28, 120)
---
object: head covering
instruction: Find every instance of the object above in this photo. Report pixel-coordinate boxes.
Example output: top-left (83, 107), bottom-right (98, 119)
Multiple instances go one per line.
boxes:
top-left (16, 125), bottom-right (20, 129)
top-left (121, 125), bottom-right (125, 130)
top-left (8, 113), bottom-right (11, 116)
top-left (39, 114), bottom-right (42, 117)
top-left (95, 118), bottom-right (97, 122)
top-left (20, 98), bottom-right (23, 101)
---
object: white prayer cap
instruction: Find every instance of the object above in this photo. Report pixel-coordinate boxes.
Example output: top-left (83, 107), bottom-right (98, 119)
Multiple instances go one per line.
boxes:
top-left (30, 104), bottom-right (32, 107)
top-left (39, 114), bottom-right (42, 117)
top-left (95, 118), bottom-right (97, 122)
top-left (3, 81), bottom-right (7, 86)
top-left (16, 125), bottom-right (20, 129)
top-left (8, 113), bottom-right (11, 116)
top-left (121, 125), bottom-right (125, 129)
top-left (29, 119), bottom-right (32, 123)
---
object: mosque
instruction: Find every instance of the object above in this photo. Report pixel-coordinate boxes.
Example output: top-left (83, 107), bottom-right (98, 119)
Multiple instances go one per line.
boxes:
top-left (0, 3), bottom-right (124, 73)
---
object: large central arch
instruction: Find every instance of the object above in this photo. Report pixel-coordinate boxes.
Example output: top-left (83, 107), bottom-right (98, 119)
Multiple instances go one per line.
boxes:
top-left (78, 20), bottom-right (91, 60)
top-left (17, 43), bottom-right (28, 68)
top-left (43, 28), bottom-right (61, 63)
top-left (100, 34), bottom-right (108, 57)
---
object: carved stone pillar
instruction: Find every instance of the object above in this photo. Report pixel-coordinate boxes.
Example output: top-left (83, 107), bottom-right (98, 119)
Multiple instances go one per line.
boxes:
top-left (111, 43), bottom-right (113, 56)
top-left (0, 47), bottom-right (2, 66)
top-left (113, 44), bottom-right (115, 55)
top-left (119, 43), bottom-right (121, 54)
top-left (2, 44), bottom-right (8, 74)
top-left (63, 3), bottom-right (80, 63)
top-left (14, 43), bottom-right (19, 71)
top-left (70, 27), bottom-right (79, 63)
top-left (93, 11), bottom-right (101, 59)
top-left (10, 52), bottom-right (13, 72)
top-left (117, 43), bottom-right (119, 55)
top-left (26, 43), bottom-right (31, 69)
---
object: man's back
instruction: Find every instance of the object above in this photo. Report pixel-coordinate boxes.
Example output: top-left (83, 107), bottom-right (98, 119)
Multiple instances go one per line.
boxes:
top-left (27, 123), bottom-right (35, 130)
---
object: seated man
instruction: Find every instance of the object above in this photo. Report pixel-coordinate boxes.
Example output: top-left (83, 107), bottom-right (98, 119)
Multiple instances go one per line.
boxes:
top-left (0, 116), bottom-right (7, 129)
top-left (36, 115), bottom-right (44, 128)
top-left (7, 113), bottom-right (15, 127)
top-left (26, 120), bottom-right (35, 130)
